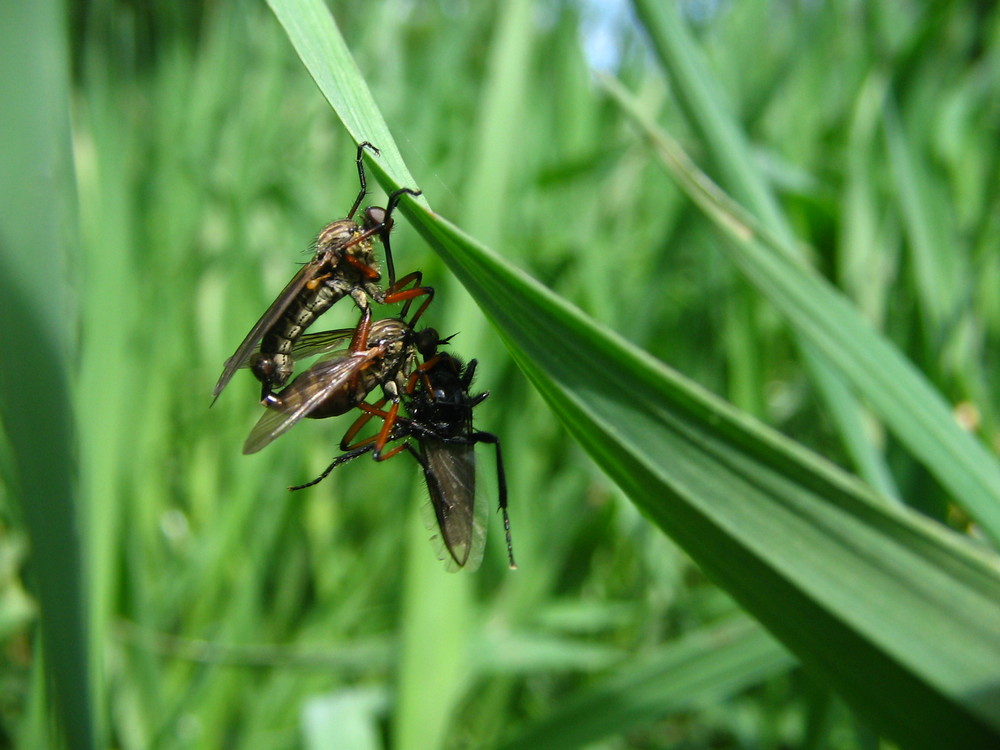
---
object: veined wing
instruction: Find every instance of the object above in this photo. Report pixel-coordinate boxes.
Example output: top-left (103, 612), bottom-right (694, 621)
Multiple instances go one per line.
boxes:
top-left (213, 258), bottom-right (324, 400)
top-left (242, 347), bottom-right (380, 454)
top-left (292, 318), bottom-right (410, 361)
top-left (420, 439), bottom-right (486, 572)
top-left (289, 328), bottom-right (356, 360)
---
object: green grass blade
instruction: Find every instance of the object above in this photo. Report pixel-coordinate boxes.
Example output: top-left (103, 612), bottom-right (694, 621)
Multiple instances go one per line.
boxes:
top-left (628, 0), bottom-right (898, 507)
top-left (403, 204), bottom-right (1000, 750)
top-left (498, 617), bottom-right (794, 750)
top-left (629, 0), bottom-right (795, 245)
top-left (602, 75), bottom-right (1000, 545)
top-left (266, 0), bottom-right (421, 195)
top-left (394, 500), bottom-right (476, 750)
top-left (0, 2), bottom-right (97, 748)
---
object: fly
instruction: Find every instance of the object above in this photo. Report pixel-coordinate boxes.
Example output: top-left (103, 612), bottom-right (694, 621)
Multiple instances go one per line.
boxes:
top-left (241, 306), bottom-right (439, 455)
top-left (289, 347), bottom-right (516, 572)
top-left (213, 142), bottom-right (431, 402)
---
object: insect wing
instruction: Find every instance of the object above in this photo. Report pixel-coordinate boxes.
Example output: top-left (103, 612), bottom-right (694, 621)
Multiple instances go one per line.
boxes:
top-left (290, 328), bottom-right (357, 360)
top-left (242, 350), bottom-right (373, 454)
top-left (293, 319), bottom-right (410, 361)
top-left (419, 438), bottom-right (488, 572)
top-left (213, 258), bottom-right (324, 400)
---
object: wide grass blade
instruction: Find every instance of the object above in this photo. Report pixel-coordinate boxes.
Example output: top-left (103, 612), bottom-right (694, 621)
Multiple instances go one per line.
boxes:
top-left (266, 0), bottom-right (421, 196)
top-left (0, 2), bottom-right (97, 748)
top-left (405, 197), bottom-right (1000, 750)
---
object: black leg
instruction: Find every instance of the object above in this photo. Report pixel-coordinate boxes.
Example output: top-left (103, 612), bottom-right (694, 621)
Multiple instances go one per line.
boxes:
top-left (347, 142), bottom-right (380, 220)
top-left (288, 443), bottom-right (375, 491)
top-left (379, 187), bottom-right (421, 288)
top-left (472, 431), bottom-right (515, 569)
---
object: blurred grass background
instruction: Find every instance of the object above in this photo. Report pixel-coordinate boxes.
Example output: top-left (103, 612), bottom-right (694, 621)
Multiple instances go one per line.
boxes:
top-left (2, 0), bottom-right (1000, 747)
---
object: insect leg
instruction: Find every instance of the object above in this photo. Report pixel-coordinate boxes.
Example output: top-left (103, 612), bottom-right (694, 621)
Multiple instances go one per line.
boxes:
top-left (378, 187), bottom-right (421, 288)
top-left (287, 443), bottom-right (375, 491)
top-left (341, 253), bottom-right (381, 281)
top-left (347, 306), bottom-right (373, 354)
top-left (471, 431), bottom-right (516, 569)
top-left (339, 397), bottom-right (391, 452)
top-left (347, 142), bottom-right (380, 220)
top-left (383, 271), bottom-right (434, 324)
top-left (372, 401), bottom-right (404, 459)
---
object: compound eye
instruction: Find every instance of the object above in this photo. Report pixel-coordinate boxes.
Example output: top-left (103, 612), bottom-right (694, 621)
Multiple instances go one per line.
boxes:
top-left (364, 206), bottom-right (388, 229)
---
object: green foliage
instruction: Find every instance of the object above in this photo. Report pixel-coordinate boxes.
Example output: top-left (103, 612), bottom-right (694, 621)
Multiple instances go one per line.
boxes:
top-left (2, 0), bottom-right (1000, 748)
top-left (0, 2), bottom-right (95, 748)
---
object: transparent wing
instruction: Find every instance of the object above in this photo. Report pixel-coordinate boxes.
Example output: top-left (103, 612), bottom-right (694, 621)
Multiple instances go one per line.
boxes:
top-left (289, 328), bottom-right (357, 360)
top-left (291, 318), bottom-right (410, 361)
top-left (242, 349), bottom-right (376, 454)
top-left (213, 259), bottom-right (323, 400)
top-left (418, 439), bottom-right (487, 572)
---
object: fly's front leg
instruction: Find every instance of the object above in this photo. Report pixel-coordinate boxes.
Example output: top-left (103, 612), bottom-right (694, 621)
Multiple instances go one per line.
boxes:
top-left (378, 187), bottom-right (421, 288)
top-left (339, 397), bottom-right (391, 452)
top-left (342, 253), bottom-right (381, 280)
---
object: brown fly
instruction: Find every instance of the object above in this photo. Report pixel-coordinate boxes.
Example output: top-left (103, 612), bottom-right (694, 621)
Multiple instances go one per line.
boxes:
top-left (241, 306), bottom-right (439, 455)
top-left (213, 142), bottom-right (431, 402)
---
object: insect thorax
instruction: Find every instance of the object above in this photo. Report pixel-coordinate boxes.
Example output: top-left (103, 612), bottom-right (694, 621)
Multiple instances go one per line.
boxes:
top-left (315, 219), bottom-right (378, 267)
top-left (315, 219), bottom-right (360, 250)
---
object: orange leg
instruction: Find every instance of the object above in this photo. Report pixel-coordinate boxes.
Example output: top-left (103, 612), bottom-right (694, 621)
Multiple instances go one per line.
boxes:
top-left (370, 415), bottom-right (412, 460)
top-left (347, 306), bottom-right (373, 354)
top-left (339, 397), bottom-right (391, 451)
top-left (342, 252), bottom-right (381, 280)
top-left (373, 401), bottom-right (402, 457)
top-left (337, 396), bottom-right (412, 462)
top-left (401, 352), bottom-right (445, 399)
top-left (382, 271), bottom-right (434, 324)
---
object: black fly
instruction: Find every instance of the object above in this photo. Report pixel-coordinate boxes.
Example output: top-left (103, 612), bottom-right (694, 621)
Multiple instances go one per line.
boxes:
top-left (289, 347), bottom-right (516, 572)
